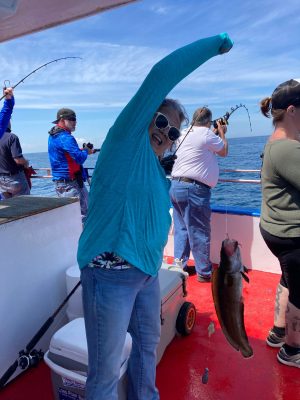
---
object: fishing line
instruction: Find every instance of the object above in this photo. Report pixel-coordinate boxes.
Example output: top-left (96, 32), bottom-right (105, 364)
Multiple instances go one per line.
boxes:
top-left (172, 121), bottom-right (195, 156)
top-left (1, 57), bottom-right (82, 101)
top-left (220, 54), bottom-right (230, 238)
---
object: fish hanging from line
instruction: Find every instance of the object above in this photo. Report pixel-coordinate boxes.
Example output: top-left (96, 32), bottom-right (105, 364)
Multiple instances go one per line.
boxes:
top-left (211, 238), bottom-right (253, 358)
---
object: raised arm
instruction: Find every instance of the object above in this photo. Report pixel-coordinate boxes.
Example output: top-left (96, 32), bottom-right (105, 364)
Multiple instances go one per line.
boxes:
top-left (111, 33), bottom-right (233, 140)
top-left (0, 88), bottom-right (15, 139)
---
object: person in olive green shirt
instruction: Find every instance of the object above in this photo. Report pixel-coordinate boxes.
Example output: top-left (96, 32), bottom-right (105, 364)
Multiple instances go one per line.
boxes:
top-left (260, 78), bottom-right (300, 368)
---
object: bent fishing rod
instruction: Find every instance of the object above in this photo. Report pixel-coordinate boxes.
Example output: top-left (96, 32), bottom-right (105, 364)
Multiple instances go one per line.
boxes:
top-left (0, 281), bottom-right (81, 389)
top-left (173, 103), bottom-right (252, 156)
top-left (1, 57), bottom-right (82, 101)
top-left (212, 103), bottom-right (252, 133)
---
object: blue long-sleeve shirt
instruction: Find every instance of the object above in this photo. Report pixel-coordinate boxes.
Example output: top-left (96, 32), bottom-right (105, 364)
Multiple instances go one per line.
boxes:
top-left (0, 98), bottom-right (15, 140)
top-left (48, 128), bottom-right (88, 180)
top-left (77, 33), bottom-right (233, 275)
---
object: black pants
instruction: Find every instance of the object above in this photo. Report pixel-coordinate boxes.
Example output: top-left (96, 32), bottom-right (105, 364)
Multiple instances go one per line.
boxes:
top-left (260, 225), bottom-right (300, 308)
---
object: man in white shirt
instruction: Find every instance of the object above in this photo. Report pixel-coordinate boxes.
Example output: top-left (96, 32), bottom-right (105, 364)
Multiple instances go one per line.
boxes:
top-left (170, 106), bottom-right (228, 281)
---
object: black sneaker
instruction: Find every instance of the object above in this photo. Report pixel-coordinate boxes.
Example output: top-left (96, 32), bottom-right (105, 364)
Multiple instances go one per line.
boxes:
top-left (266, 329), bottom-right (285, 348)
top-left (277, 346), bottom-right (300, 368)
top-left (197, 274), bottom-right (211, 283)
top-left (183, 265), bottom-right (196, 276)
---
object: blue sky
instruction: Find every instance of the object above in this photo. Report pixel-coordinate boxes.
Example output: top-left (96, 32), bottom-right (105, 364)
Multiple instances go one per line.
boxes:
top-left (1, 0), bottom-right (300, 153)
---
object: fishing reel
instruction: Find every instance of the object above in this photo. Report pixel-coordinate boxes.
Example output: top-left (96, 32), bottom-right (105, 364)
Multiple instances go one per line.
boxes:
top-left (18, 349), bottom-right (44, 370)
top-left (212, 112), bottom-right (230, 133)
top-left (83, 142), bottom-right (100, 153)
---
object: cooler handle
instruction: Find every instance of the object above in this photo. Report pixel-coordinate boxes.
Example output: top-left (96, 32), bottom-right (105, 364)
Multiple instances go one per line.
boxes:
top-left (44, 351), bottom-right (86, 385)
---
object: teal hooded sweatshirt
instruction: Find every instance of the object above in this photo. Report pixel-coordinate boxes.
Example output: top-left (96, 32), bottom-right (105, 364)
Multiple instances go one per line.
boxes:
top-left (77, 33), bottom-right (233, 276)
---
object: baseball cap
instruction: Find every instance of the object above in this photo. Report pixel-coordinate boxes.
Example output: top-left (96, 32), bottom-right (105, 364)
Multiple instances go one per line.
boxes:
top-left (52, 108), bottom-right (76, 124)
top-left (271, 79), bottom-right (300, 110)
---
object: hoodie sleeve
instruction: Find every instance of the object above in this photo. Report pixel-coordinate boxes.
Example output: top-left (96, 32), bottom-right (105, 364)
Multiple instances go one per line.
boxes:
top-left (0, 97), bottom-right (15, 139)
top-left (109, 33), bottom-right (233, 142)
top-left (59, 133), bottom-right (88, 165)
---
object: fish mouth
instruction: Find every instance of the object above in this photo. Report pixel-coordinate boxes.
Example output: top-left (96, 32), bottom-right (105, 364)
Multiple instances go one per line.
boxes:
top-left (223, 239), bottom-right (239, 257)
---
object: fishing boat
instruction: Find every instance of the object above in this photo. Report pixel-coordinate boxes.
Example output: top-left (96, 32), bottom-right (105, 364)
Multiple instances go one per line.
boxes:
top-left (0, 1), bottom-right (299, 399)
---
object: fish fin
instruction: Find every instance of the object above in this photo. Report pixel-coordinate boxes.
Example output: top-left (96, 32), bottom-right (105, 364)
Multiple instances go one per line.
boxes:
top-left (243, 265), bottom-right (249, 273)
top-left (241, 344), bottom-right (254, 358)
top-left (240, 271), bottom-right (250, 283)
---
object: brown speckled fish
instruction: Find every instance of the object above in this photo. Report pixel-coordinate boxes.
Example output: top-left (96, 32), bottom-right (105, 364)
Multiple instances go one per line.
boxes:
top-left (212, 238), bottom-right (253, 358)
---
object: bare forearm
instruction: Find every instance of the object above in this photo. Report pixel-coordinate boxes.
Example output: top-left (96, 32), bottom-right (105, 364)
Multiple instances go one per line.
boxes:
top-left (14, 157), bottom-right (29, 167)
top-left (218, 135), bottom-right (228, 157)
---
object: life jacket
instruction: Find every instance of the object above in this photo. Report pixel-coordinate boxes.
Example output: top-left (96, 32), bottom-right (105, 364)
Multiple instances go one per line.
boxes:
top-left (64, 152), bottom-right (81, 179)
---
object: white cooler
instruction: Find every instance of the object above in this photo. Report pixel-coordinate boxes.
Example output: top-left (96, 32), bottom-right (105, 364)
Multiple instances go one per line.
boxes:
top-left (65, 263), bottom-right (194, 364)
top-left (45, 263), bottom-right (195, 399)
top-left (44, 318), bottom-right (132, 400)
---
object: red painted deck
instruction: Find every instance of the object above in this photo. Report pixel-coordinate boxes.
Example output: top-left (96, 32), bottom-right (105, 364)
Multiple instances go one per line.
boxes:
top-left (1, 269), bottom-right (299, 400)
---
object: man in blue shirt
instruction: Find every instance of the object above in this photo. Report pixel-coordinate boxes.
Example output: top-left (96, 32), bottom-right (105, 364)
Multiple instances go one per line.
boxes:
top-left (48, 108), bottom-right (94, 222)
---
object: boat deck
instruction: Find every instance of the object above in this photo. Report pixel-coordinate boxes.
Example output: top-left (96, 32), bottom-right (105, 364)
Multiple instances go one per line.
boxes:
top-left (1, 268), bottom-right (299, 400)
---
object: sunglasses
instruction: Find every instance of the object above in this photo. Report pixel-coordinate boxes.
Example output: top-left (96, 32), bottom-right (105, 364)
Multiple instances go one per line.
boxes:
top-left (66, 117), bottom-right (77, 122)
top-left (154, 112), bottom-right (180, 141)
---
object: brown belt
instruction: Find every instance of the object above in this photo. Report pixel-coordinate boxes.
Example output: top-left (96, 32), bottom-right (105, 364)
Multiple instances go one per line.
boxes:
top-left (54, 178), bottom-right (76, 183)
top-left (172, 176), bottom-right (210, 189)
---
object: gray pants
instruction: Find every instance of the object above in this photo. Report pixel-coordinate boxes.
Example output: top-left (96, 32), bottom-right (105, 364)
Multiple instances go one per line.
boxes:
top-left (55, 180), bottom-right (89, 223)
top-left (0, 171), bottom-right (30, 199)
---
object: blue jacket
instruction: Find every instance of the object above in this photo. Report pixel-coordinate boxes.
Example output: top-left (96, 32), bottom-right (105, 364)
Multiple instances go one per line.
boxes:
top-left (0, 98), bottom-right (15, 140)
top-left (48, 126), bottom-right (88, 180)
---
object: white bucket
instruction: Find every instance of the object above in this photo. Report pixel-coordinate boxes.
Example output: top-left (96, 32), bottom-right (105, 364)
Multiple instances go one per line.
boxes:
top-left (65, 265), bottom-right (82, 320)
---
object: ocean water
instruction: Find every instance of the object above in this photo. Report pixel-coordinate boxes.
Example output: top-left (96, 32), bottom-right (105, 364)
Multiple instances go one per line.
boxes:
top-left (25, 135), bottom-right (267, 209)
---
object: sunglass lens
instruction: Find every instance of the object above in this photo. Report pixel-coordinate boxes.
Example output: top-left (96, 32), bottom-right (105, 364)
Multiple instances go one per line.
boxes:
top-left (155, 114), bottom-right (168, 129)
top-left (168, 127), bottom-right (180, 141)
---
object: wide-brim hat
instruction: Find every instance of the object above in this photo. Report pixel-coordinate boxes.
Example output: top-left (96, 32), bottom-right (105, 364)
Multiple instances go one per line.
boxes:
top-left (52, 108), bottom-right (76, 123)
top-left (271, 79), bottom-right (300, 110)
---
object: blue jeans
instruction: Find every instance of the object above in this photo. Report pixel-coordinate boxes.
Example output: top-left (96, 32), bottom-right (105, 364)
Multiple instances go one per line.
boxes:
top-left (55, 180), bottom-right (88, 223)
top-left (170, 179), bottom-right (212, 276)
top-left (81, 266), bottom-right (161, 400)
top-left (0, 171), bottom-right (30, 198)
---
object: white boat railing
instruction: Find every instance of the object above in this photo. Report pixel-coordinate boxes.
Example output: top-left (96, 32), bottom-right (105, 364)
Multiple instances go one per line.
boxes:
top-left (30, 168), bottom-right (262, 184)
top-left (218, 169), bottom-right (261, 184)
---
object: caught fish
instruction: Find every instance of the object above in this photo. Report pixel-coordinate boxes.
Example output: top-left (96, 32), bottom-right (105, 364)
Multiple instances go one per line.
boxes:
top-left (211, 238), bottom-right (253, 358)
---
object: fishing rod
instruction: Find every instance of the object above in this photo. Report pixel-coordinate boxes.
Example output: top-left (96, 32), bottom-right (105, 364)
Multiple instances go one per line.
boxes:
top-left (0, 281), bottom-right (81, 389)
top-left (173, 103), bottom-right (252, 157)
top-left (212, 103), bottom-right (252, 133)
top-left (1, 57), bottom-right (82, 101)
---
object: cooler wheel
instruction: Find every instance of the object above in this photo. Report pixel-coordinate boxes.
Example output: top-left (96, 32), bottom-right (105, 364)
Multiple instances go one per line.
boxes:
top-left (176, 301), bottom-right (196, 336)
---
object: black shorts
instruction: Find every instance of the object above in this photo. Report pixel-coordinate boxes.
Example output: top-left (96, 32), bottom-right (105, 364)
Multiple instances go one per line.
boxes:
top-left (260, 225), bottom-right (300, 308)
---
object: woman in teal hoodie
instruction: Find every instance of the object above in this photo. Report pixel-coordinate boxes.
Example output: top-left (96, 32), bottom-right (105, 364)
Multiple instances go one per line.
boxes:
top-left (78, 33), bottom-right (233, 400)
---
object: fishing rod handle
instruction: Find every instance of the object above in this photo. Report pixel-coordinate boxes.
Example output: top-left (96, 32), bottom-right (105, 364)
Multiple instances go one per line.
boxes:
top-left (0, 360), bottom-right (18, 388)
top-left (0, 87), bottom-right (14, 102)
top-left (25, 317), bottom-right (54, 353)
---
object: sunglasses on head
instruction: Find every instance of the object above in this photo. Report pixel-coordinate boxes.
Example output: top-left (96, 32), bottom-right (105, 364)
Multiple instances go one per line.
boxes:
top-left (154, 112), bottom-right (180, 141)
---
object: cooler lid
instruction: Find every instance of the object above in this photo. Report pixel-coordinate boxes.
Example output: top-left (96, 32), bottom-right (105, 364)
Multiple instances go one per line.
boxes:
top-left (66, 265), bottom-right (80, 279)
top-left (159, 267), bottom-right (185, 303)
top-left (49, 318), bottom-right (132, 366)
